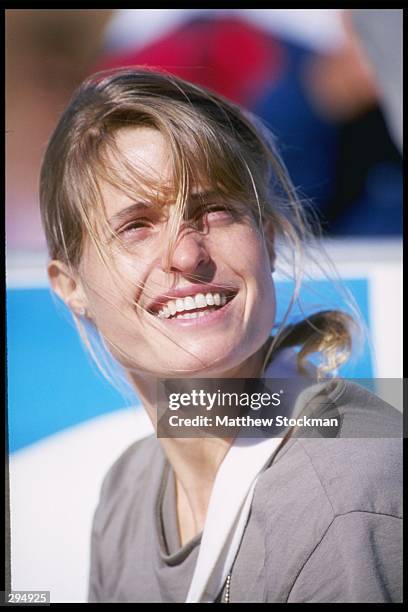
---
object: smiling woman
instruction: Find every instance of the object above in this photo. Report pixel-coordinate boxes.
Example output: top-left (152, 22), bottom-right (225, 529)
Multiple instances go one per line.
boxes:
top-left (48, 124), bottom-right (279, 379)
top-left (39, 69), bottom-right (402, 603)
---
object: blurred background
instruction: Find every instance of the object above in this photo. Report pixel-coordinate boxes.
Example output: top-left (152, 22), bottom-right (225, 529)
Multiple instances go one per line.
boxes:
top-left (6, 9), bottom-right (402, 602)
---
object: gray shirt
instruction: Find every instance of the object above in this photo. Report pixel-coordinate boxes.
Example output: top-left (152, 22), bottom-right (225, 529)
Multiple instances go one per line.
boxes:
top-left (87, 380), bottom-right (402, 603)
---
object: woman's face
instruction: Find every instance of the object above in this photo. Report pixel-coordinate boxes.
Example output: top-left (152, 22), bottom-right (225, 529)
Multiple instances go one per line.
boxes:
top-left (76, 127), bottom-right (276, 378)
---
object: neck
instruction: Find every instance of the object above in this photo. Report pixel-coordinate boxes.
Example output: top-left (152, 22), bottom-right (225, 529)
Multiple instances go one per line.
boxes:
top-left (127, 339), bottom-right (272, 544)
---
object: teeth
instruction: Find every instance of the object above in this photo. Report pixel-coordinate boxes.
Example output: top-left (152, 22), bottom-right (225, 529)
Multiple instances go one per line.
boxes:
top-left (194, 293), bottom-right (207, 308)
top-left (184, 296), bottom-right (196, 311)
top-left (175, 308), bottom-right (217, 319)
top-left (156, 291), bottom-right (232, 318)
top-left (205, 293), bottom-right (215, 306)
top-left (176, 298), bottom-right (184, 312)
top-left (168, 301), bottom-right (177, 316)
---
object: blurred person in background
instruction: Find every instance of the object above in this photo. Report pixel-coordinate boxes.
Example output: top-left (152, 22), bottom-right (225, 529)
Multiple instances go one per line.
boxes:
top-left (303, 9), bottom-right (402, 234)
top-left (6, 9), bottom-right (113, 251)
top-left (350, 9), bottom-right (402, 152)
top-left (6, 9), bottom-right (402, 253)
top-left (95, 8), bottom-right (402, 236)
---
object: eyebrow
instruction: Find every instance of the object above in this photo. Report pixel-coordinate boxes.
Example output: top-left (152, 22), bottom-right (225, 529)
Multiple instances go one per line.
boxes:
top-left (109, 201), bottom-right (153, 226)
top-left (109, 191), bottom-right (219, 226)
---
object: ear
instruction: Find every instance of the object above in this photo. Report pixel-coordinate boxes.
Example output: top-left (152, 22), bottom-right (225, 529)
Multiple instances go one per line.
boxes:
top-left (263, 219), bottom-right (276, 272)
top-left (48, 260), bottom-right (90, 318)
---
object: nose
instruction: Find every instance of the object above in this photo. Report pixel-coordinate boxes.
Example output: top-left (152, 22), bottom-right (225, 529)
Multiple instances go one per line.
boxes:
top-left (161, 227), bottom-right (211, 275)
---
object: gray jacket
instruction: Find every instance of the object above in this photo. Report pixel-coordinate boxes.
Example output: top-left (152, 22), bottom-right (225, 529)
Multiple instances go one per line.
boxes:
top-left (88, 380), bottom-right (402, 603)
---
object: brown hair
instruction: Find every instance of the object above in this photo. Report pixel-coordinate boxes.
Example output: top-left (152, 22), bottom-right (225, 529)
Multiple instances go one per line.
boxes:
top-left (40, 67), bottom-right (358, 380)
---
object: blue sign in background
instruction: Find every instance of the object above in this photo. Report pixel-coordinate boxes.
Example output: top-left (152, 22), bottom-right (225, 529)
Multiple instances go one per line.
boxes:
top-left (7, 279), bottom-right (372, 453)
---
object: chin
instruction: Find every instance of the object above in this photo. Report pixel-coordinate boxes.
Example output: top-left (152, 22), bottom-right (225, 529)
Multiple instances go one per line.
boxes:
top-left (161, 345), bottom-right (252, 379)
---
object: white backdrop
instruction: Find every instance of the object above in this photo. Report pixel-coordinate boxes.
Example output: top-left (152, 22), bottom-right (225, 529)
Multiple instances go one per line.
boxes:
top-left (9, 409), bottom-right (154, 602)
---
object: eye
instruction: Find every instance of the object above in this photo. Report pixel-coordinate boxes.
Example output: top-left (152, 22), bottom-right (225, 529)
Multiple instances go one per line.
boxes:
top-left (120, 218), bottom-right (152, 233)
top-left (116, 218), bottom-right (156, 242)
top-left (205, 204), bottom-right (233, 219)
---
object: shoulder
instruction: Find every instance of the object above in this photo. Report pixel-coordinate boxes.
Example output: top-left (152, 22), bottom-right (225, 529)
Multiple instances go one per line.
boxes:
top-left (295, 435), bottom-right (402, 517)
top-left (92, 434), bottom-right (162, 534)
top-left (324, 378), bottom-right (402, 437)
top-left (98, 433), bottom-right (161, 499)
top-left (255, 379), bottom-right (402, 520)
top-left (298, 379), bottom-right (402, 517)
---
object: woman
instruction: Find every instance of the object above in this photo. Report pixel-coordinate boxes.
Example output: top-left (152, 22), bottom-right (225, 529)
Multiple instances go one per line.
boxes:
top-left (39, 69), bottom-right (402, 603)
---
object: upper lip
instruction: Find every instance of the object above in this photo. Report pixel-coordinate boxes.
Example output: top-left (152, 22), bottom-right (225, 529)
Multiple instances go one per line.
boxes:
top-left (147, 283), bottom-right (238, 315)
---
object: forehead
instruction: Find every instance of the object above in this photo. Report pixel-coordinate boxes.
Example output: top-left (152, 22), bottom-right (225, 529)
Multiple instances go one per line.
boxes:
top-left (98, 125), bottom-right (213, 218)
top-left (113, 126), bottom-right (171, 176)
top-left (99, 126), bottom-right (174, 215)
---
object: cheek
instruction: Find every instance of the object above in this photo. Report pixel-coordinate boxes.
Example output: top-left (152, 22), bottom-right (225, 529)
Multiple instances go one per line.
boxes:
top-left (81, 251), bottom-right (147, 326)
top-left (216, 225), bottom-right (276, 323)
top-left (242, 230), bottom-right (276, 319)
top-left (228, 225), bottom-right (274, 285)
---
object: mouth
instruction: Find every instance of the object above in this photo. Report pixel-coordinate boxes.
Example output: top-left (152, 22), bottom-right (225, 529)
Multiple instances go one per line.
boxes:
top-left (148, 289), bottom-right (238, 323)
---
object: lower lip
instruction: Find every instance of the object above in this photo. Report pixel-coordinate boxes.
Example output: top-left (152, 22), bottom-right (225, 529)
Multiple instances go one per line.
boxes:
top-left (153, 296), bottom-right (237, 328)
